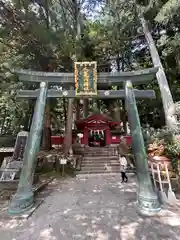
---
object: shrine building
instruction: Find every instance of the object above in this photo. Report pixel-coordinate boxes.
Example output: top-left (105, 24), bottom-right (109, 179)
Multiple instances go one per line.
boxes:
top-left (51, 114), bottom-right (132, 147)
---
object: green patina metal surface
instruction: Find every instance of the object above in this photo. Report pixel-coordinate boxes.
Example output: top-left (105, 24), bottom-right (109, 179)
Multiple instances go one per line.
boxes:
top-left (17, 89), bottom-right (156, 99)
top-left (8, 82), bottom-right (48, 215)
top-left (14, 67), bottom-right (158, 84)
top-left (124, 80), bottom-right (161, 216)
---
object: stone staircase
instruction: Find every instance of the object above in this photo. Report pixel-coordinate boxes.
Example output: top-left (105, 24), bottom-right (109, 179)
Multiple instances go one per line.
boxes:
top-left (78, 146), bottom-right (120, 174)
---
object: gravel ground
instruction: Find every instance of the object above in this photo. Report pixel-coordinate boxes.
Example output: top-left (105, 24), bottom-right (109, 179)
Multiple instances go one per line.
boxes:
top-left (1, 174), bottom-right (180, 240)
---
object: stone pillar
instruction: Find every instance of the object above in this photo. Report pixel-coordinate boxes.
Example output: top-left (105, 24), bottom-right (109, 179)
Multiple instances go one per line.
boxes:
top-left (124, 80), bottom-right (161, 216)
top-left (8, 82), bottom-right (48, 215)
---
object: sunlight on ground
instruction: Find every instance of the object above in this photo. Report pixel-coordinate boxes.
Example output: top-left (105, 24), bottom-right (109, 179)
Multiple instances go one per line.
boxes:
top-left (120, 221), bottom-right (140, 240)
top-left (156, 210), bottom-right (180, 226)
top-left (75, 214), bottom-right (88, 220)
top-left (86, 229), bottom-right (110, 240)
top-left (81, 222), bottom-right (88, 226)
top-left (38, 228), bottom-right (57, 240)
top-left (1, 176), bottom-right (180, 239)
top-left (0, 219), bottom-right (23, 229)
top-left (93, 189), bottom-right (102, 193)
top-left (63, 208), bottom-right (72, 214)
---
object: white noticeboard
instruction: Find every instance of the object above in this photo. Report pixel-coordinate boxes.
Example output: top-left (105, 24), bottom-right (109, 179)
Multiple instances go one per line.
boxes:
top-left (60, 159), bottom-right (67, 165)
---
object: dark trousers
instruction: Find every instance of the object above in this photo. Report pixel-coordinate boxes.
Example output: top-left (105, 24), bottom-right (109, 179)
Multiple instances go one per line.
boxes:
top-left (121, 171), bottom-right (128, 182)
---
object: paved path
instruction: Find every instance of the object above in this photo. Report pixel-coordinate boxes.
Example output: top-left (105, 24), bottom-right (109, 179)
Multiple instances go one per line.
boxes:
top-left (1, 174), bottom-right (180, 240)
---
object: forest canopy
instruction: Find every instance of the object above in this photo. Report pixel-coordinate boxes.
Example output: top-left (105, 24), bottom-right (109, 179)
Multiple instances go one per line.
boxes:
top-left (0, 0), bottom-right (180, 137)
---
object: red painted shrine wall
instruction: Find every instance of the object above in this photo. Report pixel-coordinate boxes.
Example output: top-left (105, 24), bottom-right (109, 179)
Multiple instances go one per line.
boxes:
top-left (51, 135), bottom-right (132, 146)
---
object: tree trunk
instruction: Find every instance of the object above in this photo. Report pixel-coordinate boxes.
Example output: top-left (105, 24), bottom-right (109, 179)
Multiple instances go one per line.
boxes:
top-left (1, 111), bottom-right (6, 135)
top-left (121, 100), bottom-right (127, 134)
top-left (120, 55), bottom-right (127, 133)
top-left (23, 112), bottom-right (30, 131)
top-left (108, 102), bottom-right (114, 117)
top-left (83, 99), bottom-right (89, 118)
top-left (41, 102), bottom-right (52, 150)
top-left (27, 98), bottom-right (36, 133)
top-left (96, 100), bottom-right (101, 113)
top-left (116, 53), bottom-right (120, 72)
top-left (63, 98), bottom-right (67, 127)
top-left (140, 16), bottom-right (178, 131)
top-left (63, 98), bottom-right (74, 156)
top-left (75, 99), bottom-right (80, 120)
top-left (112, 101), bottom-right (121, 122)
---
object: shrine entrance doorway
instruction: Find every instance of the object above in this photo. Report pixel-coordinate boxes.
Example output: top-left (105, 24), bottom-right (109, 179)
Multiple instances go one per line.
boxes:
top-left (88, 129), bottom-right (106, 147)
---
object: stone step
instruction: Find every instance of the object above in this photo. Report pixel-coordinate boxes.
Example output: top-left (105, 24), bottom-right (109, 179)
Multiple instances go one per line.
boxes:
top-left (80, 166), bottom-right (120, 172)
top-left (81, 163), bottom-right (119, 167)
top-left (81, 161), bottom-right (120, 166)
top-left (81, 160), bottom-right (119, 165)
top-left (84, 147), bottom-right (116, 150)
top-left (78, 170), bottom-right (135, 174)
top-left (82, 161), bottom-right (119, 164)
top-left (80, 168), bottom-right (120, 174)
top-left (84, 147), bottom-right (116, 151)
top-left (77, 168), bottom-right (135, 174)
top-left (81, 164), bottom-right (120, 168)
top-left (84, 146), bottom-right (113, 149)
top-left (83, 152), bottom-right (116, 156)
top-left (84, 150), bottom-right (115, 153)
top-left (84, 151), bottom-right (116, 153)
top-left (78, 146), bottom-right (121, 174)
top-left (79, 170), bottom-right (120, 174)
top-left (83, 156), bottom-right (118, 160)
top-left (81, 166), bottom-right (120, 171)
top-left (82, 162), bottom-right (118, 166)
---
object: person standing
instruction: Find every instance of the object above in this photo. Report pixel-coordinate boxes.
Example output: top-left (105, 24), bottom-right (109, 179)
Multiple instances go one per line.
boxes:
top-left (119, 154), bottom-right (128, 183)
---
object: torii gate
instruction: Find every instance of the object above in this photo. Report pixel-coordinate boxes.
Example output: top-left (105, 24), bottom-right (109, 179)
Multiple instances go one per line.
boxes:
top-left (8, 63), bottom-right (161, 216)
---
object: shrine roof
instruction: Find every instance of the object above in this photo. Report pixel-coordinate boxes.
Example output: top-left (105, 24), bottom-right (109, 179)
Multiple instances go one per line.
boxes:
top-left (75, 114), bottom-right (120, 130)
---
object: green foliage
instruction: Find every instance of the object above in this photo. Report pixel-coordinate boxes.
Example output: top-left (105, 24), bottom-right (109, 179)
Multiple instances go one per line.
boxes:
top-left (155, 0), bottom-right (180, 24)
top-left (149, 128), bottom-right (174, 144)
top-left (0, 0), bottom-right (180, 136)
top-left (165, 140), bottom-right (180, 173)
top-left (147, 128), bottom-right (180, 173)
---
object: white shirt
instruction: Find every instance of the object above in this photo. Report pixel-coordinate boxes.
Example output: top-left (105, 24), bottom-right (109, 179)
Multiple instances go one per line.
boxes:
top-left (119, 156), bottom-right (127, 172)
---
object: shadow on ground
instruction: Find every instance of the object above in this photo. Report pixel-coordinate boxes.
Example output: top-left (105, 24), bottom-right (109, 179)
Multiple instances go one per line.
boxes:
top-left (0, 175), bottom-right (180, 240)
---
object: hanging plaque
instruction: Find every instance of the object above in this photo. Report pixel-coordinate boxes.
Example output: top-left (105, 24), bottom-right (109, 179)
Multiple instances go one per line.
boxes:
top-left (74, 62), bottom-right (97, 96)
